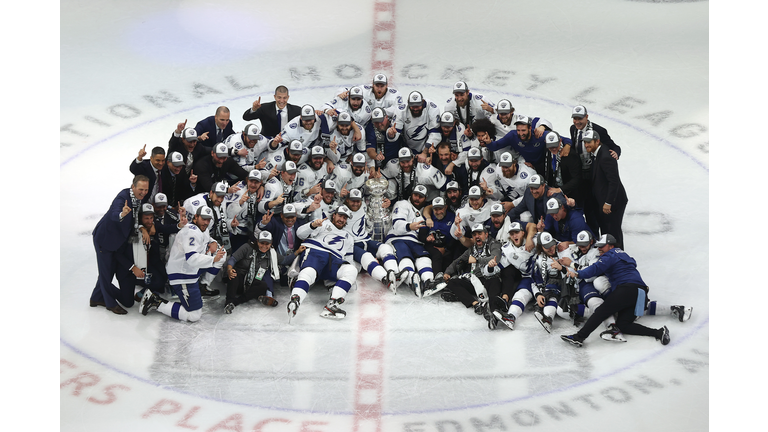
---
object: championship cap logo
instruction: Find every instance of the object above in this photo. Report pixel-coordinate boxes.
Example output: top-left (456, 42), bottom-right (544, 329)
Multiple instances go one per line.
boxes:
top-left (352, 153), bottom-right (366, 166)
top-left (497, 99), bottom-right (512, 114)
top-left (349, 86), bottom-right (363, 98)
top-left (338, 112), bottom-right (352, 125)
top-left (413, 184), bottom-right (428, 196)
top-left (348, 189), bottom-right (363, 200)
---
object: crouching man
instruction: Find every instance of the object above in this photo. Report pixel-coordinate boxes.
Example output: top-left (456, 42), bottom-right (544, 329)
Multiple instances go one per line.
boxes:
top-left (140, 205), bottom-right (227, 321)
top-left (223, 230), bottom-right (283, 314)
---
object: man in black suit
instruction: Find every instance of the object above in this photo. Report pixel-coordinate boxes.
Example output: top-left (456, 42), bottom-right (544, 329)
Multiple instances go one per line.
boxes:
top-left (160, 151), bottom-right (196, 207)
top-left (168, 123), bottom-right (208, 176)
top-left (130, 145), bottom-right (165, 203)
top-left (90, 175), bottom-right (150, 314)
top-left (192, 143), bottom-right (250, 193)
top-left (195, 106), bottom-right (236, 152)
top-left (242, 85), bottom-right (302, 138)
top-left (583, 130), bottom-right (628, 250)
top-left (542, 131), bottom-right (582, 207)
top-left (568, 105), bottom-right (622, 234)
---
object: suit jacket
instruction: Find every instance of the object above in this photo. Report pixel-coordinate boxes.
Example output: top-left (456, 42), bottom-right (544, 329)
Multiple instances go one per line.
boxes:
top-left (129, 159), bottom-right (161, 203)
top-left (569, 122), bottom-right (621, 161)
top-left (195, 115), bottom-right (235, 150)
top-left (591, 144), bottom-right (628, 209)
top-left (159, 165), bottom-right (196, 208)
top-left (243, 102), bottom-right (302, 138)
top-left (93, 188), bottom-right (136, 252)
top-left (192, 154), bottom-right (249, 193)
top-left (257, 217), bottom-right (308, 258)
top-left (167, 134), bottom-right (209, 170)
top-left (543, 140), bottom-right (583, 205)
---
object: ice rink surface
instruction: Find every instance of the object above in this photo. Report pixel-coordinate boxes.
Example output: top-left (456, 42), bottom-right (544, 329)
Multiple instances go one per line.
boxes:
top-left (51, 0), bottom-right (730, 430)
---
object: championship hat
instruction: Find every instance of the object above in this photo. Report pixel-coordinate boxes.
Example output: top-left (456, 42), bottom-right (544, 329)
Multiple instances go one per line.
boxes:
top-left (248, 169), bottom-right (263, 182)
top-left (300, 104), bottom-right (315, 121)
top-left (432, 196), bottom-right (446, 208)
top-left (371, 107), bottom-right (387, 123)
top-left (467, 147), bottom-right (483, 160)
top-left (212, 181), bottom-right (228, 196)
top-left (373, 73), bottom-right (387, 84)
top-left (140, 203), bottom-right (155, 214)
top-left (323, 179), bottom-right (337, 191)
top-left (310, 146), bottom-right (325, 158)
top-left (243, 123), bottom-right (261, 139)
top-left (337, 111), bottom-right (353, 125)
top-left (348, 188), bottom-right (363, 201)
top-left (283, 160), bottom-right (298, 174)
top-left (446, 181), bottom-right (461, 191)
top-left (468, 185), bottom-right (483, 199)
top-left (595, 233), bottom-right (617, 248)
top-left (528, 174), bottom-right (544, 188)
top-left (153, 193), bottom-right (168, 207)
top-left (398, 147), bottom-right (413, 160)
top-left (214, 143), bottom-right (229, 158)
top-left (514, 115), bottom-right (531, 126)
top-left (412, 184), bottom-right (428, 197)
top-left (498, 152), bottom-right (516, 167)
top-left (496, 99), bottom-right (513, 114)
top-left (439, 112), bottom-right (455, 128)
top-left (195, 205), bottom-right (213, 219)
top-left (282, 203), bottom-right (297, 217)
top-left (546, 197), bottom-right (563, 214)
top-left (490, 203), bottom-right (505, 216)
top-left (571, 105), bottom-right (588, 119)
top-left (258, 230), bottom-right (273, 243)
top-left (289, 140), bottom-right (304, 154)
top-left (471, 223), bottom-right (486, 233)
top-left (351, 153), bottom-right (367, 167)
top-left (181, 128), bottom-right (198, 141)
top-left (169, 151), bottom-right (185, 166)
top-left (575, 230), bottom-right (594, 247)
top-left (335, 205), bottom-right (353, 218)
top-left (453, 81), bottom-right (469, 93)
top-left (582, 130), bottom-right (600, 142)
top-left (508, 221), bottom-right (524, 232)
top-left (349, 86), bottom-right (364, 99)
top-left (538, 232), bottom-right (556, 249)
top-left (545, 131), bottom-right (561, 149)
top-left (408, 91), bottom-right (424, 107)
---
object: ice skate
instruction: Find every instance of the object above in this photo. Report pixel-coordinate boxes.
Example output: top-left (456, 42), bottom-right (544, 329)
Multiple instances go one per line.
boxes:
top-left (385, 269), bottom-right (398, 294)
top-left (320, 298), bottom-right (346, 320)
top-left (534, 310), bottom-right (553, 333)
top-left (486, 302), bottom-right (498, 330)
top-left (224, 303), bottom-right (235, 314)
top-left (422, 274), bottom-right (447, 297)
top-left (287, 294), bottom-right (300, 323)
top-left (140, 290), bottom-right (166, 316)
top-left (493, 309), bottom-right (516, 330)
top-left (657, 326), bottom-right (670, 345)
top-left (671, 305), bottom-right (692, 322)
top-left (599, 324), bottom-right (627, 342)
top-left (412, 273), bottom-right (422, 298)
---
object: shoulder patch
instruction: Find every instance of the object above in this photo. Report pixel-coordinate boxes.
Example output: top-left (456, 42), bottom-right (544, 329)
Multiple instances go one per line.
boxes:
top-left (338, 163), bottom-right (348, 170)
top-left (290, 123), bottom-right (298, 129)
top-left (422, 163), bottom-right (431, 169)
top-left (364, 84), bottom-right (372, 89)
top-left (274, 155), bottom-right (283, 161)
top-left (365, 106), bottom-right (371, 113)
top-left (389, 159), bottom-right (399, 165)
top-left (446, 97), bottom-right (453, 103)
top-left (429, 102), bottom-right (437, 108)
top-left (487, 167), bottom-right (495, 174)
top-left (519, 172), bottom-right (528, 179)
top-left (474, 94), bottom-right (482, 100)
top-left (189, 225), bottom-right (198, 231)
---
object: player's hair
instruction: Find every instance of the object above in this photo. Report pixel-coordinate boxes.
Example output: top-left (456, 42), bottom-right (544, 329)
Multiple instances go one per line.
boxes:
top-left (132, 174), bottom-right (150, 187)
top-left (470, 118), bottom-right (496, 140)
top-left (275, 85), bottom-right (289, 95)
top-left (215, 106), bottom-right (230, 116)
top-left (151, 146), bottom-right (165, 157)
top-left (436, 142), bottom-right (452, 153)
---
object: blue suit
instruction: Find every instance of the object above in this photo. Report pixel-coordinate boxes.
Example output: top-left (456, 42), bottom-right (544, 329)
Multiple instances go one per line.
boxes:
top-left (195, 115), bottom-right (235, 150)
top-left (90, 188), bottom-right (139, 309)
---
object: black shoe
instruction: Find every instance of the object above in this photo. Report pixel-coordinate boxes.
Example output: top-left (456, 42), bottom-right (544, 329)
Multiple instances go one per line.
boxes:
top-left (107, 305), bottom-right (128, 315)
top-left (224, 303), bottom-right (235, 314)
top-left (440, 290), bottom-right (459, 302)
top-left (200, 285), bottom-right (220, 297)
top-left (561, 334), bottom-right (584, 347)
top-left (658, 326), bottom-right (670, 345)
top-left (89, 301), bottom-right (106, 308)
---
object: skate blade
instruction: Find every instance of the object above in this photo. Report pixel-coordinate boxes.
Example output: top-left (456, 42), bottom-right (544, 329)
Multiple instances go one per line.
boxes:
top-left (600, 332), bottom-right (627, 342)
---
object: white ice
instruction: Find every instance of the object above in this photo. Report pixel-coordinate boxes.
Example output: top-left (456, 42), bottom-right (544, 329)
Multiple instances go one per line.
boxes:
top-left (53, 0), bottom-right (718, 431)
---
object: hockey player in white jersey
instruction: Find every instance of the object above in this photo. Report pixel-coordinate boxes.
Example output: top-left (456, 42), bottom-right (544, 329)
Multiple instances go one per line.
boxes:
top-left (342, 188), bottom-right (399, 291)
top-left (259, 160), bottom-right (299, 215)
top-left (304, 179), bottom-right (339, 220)
top-left (444, 81), bottom-right (495, 130)
top-left (385, 184), bottom-right (436, 297)
top-left (425, 112), bottom-right (474, 170)
top-left (259, 140), bottom-right (307, 182)
top-left (295, 146), bottom-right (331, 201)
top-left (222, 122), bottom-right (273, 183)
top-left (453, 185), bottom-right (501, 249)
top-left (225, 169), bottom-right (264, 253)
top-left (531, 232), bottom-right (578, 333)
top-left (393, 91), bottom-right (440, 160)
top-left (382, 147), bottom-right (447, 202)
top-left (328, 153), bottom-right (371, 198)
top-left (140, 205), bottom-right (227, 322)
top-left (324, 86), bottom-right (373, 128)
top-left (287, 205), bottom-right (359, 321)
top-left (272, 104), bottom-right (331, 150)
top-left (361, 73), bottom-right (406, 117)
top-left (488, 99), bottom-right (552, 141)
top-left (325, 112), bottom-right (366, 165)
top-left (479, 151), bottom-right (536, 206)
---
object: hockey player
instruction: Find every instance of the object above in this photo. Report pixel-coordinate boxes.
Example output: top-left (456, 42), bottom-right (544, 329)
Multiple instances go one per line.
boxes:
top-left (287, 206), bottom-right (359, 320)
top-left (305, 179), bottom-right (340, 220)
top-left (460, 147), bottom-right (490, 194)
top-left (222, 122), bottom-right (274, 183)
top-left (385, 184), bottom-right (436, 297)
top-left (453, 185), bottom-right (500, 249)
top-left (225, 169), bottom-right (265, 253)
top-left (541, 196), bottom-right (592, 246)
top-left (561, 234), bottom-right (672, 347)
top-left (295, 146), bottom-right (332, 201)
top-left (342, 188), bottom-right (399, 290)
top-left (326, 112), bottom-right (366, 165)
top-left (478, 115), bottom-right (552, 176)
top-left (259, 161), bottom-right (299, 215)
top-left (393, 91), bottom-right (440, 161)
top-left (418, 196), bottom-right (457, 276)
top-left (484, 221), bottom-right (539, 330)
top-left (383, 147), bottom-right (447, 202)
top-left (360, 73), bottom-right (406, 116)
top-left (479, 151), bottom-right (536, 207)
top-left (426, 223), bottom-right (502, 326)
top-left (365, 107), bottom-right (405, 169)
top-left (487, 99), bottom-right (553, 141)
top-left (223, 230), bottom-right (282, 314)
top-left (328, 153), bottom-right (371, 198)
top-left (530, 231), bottom-right (579, 333)
top-left (140, 205), bottom-right (227, 322)
top-left (259, 140), bottom-right (307, 182)
top-left (443, 81), bottom-right (495, 132)
top-left (324, 86), bottom-right (373, 128)
top-left (272, 104), bottom-right (330, 150)
top-left (425, 112), bottom-right (474, 169)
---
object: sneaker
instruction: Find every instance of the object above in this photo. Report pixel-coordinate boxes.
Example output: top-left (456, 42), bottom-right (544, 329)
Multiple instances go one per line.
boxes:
top-left (534, 310), bottom-right (553, 333)
top-left (493, 310), bottom-right (516, 330)
top-left (224, 303), bottom-right (235, 314)
top-left (287, 294), bottom-right (301, 321)
top-left (440, 290), bottom-right (459, 302)
top-left (561, 334), bottom-right (584, 347)
top-left (200, 284), bottom-right (220, 297)
top-left (671, 305), bottom-right (693, 322)
top-left (599, 324), bottom-right (627, 342)
top-left (258, 296), bottom-right (278, 307)
top-left (140, 290), bottom-right (165, 316)
top-left (658, 326), bottom-right (671, 345)
top-left (320, 297), bottom-right (347, 319)
top-left (412, 273), bottom-right (422, 298)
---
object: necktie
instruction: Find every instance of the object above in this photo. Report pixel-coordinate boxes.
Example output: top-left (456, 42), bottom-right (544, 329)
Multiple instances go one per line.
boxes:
top-left (286, 226), bottom-right (294, 249)
top-left (277, 109), bottom-right (283, 131)
top-left (156, 169), bottom-right (162, 192)
top-left (186, 153), bottom-right (194, 174)
top-left (217, 128), bottom-right (223, 143)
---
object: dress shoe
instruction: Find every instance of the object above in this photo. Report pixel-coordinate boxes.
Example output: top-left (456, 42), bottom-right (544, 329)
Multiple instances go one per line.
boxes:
top-left (107, 305), bottom-right (127, 315)
top-left (90, 301), bottom-right (106, 308)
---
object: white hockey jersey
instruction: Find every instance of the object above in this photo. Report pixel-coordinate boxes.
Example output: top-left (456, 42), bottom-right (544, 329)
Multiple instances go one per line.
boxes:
top-left (343, 203), bottom-right (371, 242)
top-left (444, 92), bottom-right (494, 127)
top-left (324, 96), bottom-right (373, 127)
top-left (480, 163), bottom-right (536, 202)
top-left (297, 219), bottom-right (355, 260)
top-left (225, 182), bottom-right (261, 236)
top-left (328, 163), bottom-right (370, 195)
top-left (361, 85), bottom-right (406, 116)
top-left (223, 132), bottom-right (272, 174)
top-left (279, 113), bottom-right (327, 149)
top-left (393, 100), bottom-right (441, 153)
top-left (386, 199), bottom-right (426, 243)
top-left (454, 199), bottom-right (500, 239)
top-left (328, 124), bottom-right (366, 163)
top-left (166, 223), bottom-right (224, 285)
top-left (295, 162), bottom-right (330, 200)
top-left (382, 159), bottom-right (446, 201)
top-left (499, 241), bottom-right (536, 277)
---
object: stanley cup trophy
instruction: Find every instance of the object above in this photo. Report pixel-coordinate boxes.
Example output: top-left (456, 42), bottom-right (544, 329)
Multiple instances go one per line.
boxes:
top-left (365, 176), bottom-right (391, 242)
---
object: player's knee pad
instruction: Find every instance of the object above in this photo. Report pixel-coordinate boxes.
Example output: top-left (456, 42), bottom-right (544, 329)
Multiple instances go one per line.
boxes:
top-left (360, 252), bottom-right (379, 272)
top-left (376, 243), bottom-right (395, 260)
top-left (593, 276), bottom-right (611, 294)
top-left (186, 309), bottom-right (203, 323)
top-left (337, 264), bottom-right (358, 283)
top-left (295, 268), bottom-right (318, 291)
top-left (414, 256), bottom-right (433, 272)
top-left (399, 257), bottom-right (414, 272)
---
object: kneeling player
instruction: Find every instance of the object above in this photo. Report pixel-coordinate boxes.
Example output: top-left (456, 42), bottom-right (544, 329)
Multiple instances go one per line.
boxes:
top-left (140, 206), bottom-right (227, 322)
top-left (288, 206), bottom-right (358, 320)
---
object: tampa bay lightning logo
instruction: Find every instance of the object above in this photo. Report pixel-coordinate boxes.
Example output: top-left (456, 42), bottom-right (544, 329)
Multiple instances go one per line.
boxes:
top-left (408, 124), bottom-right (428, 141)
top-left (290, 123), bottom-right (298, 129)
top-left (327, 235), bottom-right (346, 252)
top-left (353, 216), bottom-right (366, 237)
top-left (520, 172), bottom-right (528, 179)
